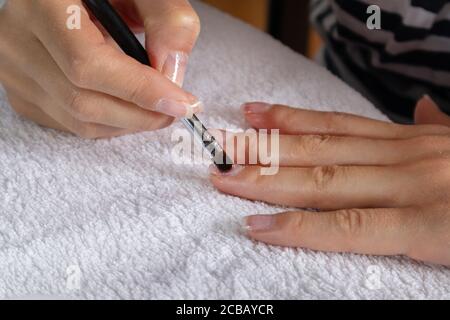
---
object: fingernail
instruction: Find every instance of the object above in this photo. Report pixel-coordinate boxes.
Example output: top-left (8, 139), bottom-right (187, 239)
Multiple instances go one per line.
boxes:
top-left (241, 102), bottom-right (272, 114)
top-left (162, 52), bottom-right (188, 87)
top-left (154, 99), bottom-right (203, 118)
top-left (209, 164), bottom-right (243, 177)
top-left (243, 215), bottom-right (275, 232)
top-left (185, 100), bottom-right (204, 118)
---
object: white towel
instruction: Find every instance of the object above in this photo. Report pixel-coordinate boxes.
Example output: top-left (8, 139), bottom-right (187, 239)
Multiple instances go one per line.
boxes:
top-left (0, 1), bottom-right (449, 300)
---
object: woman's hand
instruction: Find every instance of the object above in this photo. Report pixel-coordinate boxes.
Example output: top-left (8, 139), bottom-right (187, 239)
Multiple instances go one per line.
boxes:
top-left (210, 96), bottom-right (450, 266)
top-left (0, 0), bottom-right (202, 138)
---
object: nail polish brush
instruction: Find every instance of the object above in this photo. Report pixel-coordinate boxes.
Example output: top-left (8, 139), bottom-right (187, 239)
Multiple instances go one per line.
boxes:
top-left (82, 0), bottom-right (233, 172)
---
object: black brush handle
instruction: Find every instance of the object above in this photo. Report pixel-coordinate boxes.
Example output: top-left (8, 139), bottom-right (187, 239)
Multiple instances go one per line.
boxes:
top-left (82, 0), bottom-right (150, 66)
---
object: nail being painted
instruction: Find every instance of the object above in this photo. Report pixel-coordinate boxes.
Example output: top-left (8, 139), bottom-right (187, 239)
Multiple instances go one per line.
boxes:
top-left (181, 116), bottom-right (233, 172)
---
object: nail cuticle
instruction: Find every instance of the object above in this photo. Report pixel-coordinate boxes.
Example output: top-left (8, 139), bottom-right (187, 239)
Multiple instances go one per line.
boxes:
top-left (245, 215), bottom-right (275, 232)
top-left (240, 218), bottom-right (252, 234)
top-left (209, 164), bottom-right (242, 177)
top-left (241, 102), bottom-right (272, 114)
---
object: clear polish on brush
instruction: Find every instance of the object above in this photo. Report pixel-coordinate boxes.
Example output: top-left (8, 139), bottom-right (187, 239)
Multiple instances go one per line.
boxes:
top-left (182, 116), bottom-right (234, 172)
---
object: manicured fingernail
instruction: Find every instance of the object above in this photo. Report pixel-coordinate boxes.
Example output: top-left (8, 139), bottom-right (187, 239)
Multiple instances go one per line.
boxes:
top-left (154, 99), bottom-right (203, 118)
top-left (209, 164), bottom-right (243, 177)
top-left (162, 52), bottom-right (188, 87)
top-left (185, 100), bottom-right (204, 118)
top-left (243, 215), bottom-right (275, 232)
top-left (241, 102), bottom-right (272, 114)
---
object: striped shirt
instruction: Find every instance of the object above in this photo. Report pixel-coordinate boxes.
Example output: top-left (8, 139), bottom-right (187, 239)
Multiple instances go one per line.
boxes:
top-left (312, 0), bottom-right (450, 123)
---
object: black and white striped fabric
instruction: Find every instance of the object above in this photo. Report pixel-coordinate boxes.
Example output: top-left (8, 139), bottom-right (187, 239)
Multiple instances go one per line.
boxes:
top-left (311, 0), bottom-right (450, 123)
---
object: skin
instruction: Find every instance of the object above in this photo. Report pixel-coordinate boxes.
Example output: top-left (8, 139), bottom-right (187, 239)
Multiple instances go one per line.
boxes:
top-left (210, 96), bottom-right (450, 266)
top-left (0, 0), bottom-right (202, 138)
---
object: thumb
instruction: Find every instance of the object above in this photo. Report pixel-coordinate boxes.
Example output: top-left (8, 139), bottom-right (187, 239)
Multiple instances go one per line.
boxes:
top-left (414, 95), bottom-right (450, 126)
top-left (133, 0), bottom-right (200, 87)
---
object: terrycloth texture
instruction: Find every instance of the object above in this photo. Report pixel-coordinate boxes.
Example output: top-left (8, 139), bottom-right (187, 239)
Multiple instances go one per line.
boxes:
top-left (0, 1), bottom-right (449, 300)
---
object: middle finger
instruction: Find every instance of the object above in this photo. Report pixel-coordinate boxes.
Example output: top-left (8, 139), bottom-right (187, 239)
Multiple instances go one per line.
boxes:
top-left (209, 165), bottom-right (411, 210)
top-left (223, 132), bottom-right (450, 166)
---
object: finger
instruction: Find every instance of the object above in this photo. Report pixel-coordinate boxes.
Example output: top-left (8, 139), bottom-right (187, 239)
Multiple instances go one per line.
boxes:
top-left (0, 59), bottom-right (48, 104)
top-left (8, 32), bottom-right (175, 131)
top-left (415, 95), bottom-right (450, 127)
top-left (209, 165), bottom-right (410, 210)
top-left (243, 208), bottom-right (413, 257)
top-left (32, 0), bottom-right (201, 118)
top-left (38, 96), bottom-right (131, 139)
top-left (3, 70), bottom-right (158, 137)
top-left (133, 0), bottom-right (200, 86)
top-left (223, 131), bottom-right (450, 167)
top-left (109, 0), bottom-right (144, 31)
top-left (5, 91), bottom-right (67, 131)
top-left (0, 56), bottom-right (69, 131)
top-left (241, 102), bottom-right (450, 139)
top-left (59, 89), bottom-right (176, 130)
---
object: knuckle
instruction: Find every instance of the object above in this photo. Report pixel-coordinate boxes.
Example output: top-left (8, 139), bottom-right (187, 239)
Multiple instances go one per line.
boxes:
top-left (297, 135), bottom-right (331, 159)
top-left (66, 89), bottom-right (83, 116)
top-left (334, 209), bottom-right (365, 239)
top-left (66, 47), bottom-right (101, 88)
top-left (67, 58), bottom-right (89, 87)
top-left (166, 8), bottom-right (201, 34)
top-left (66, 90), bottom-right (97, 121)
top-left (144, 7), bottom-right (201, 39)
top-left (281, 108), bottom-right (301, 129)
top-left (292, 211), bottom-right (305, 233)
top-left (127, 72), bottom-right (152, 106)
top-left (323, 111), bottom-right (346, 132)
top-left (311, 165), bottom-right (339, 191)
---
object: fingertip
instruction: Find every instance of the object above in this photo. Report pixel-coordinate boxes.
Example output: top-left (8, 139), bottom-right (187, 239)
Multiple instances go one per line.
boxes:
top-left (208, 165), bottom-right (249, 198)
top-left (414, 94), bottom-right (445, 125)
top-left (241, 104), bottom-right (272, 129)
top-left (208, 164), bottom-right (243, 178)
top-left (243, 214), bottom-right (276, 233)
top-left (241, 213), bottom-right (292, 246)
top-left (153, 98), bottom-right (202, 118)
top-left (240, 102), bottom-right (272, 115)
